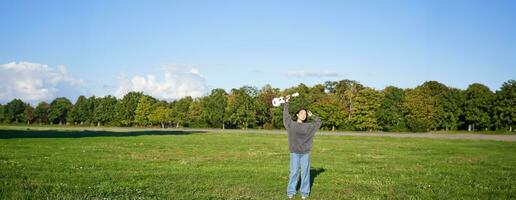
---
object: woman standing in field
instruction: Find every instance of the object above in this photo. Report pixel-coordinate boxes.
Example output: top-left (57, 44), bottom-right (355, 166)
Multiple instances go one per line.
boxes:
top-left (283, 95), bottom-right (322, 199)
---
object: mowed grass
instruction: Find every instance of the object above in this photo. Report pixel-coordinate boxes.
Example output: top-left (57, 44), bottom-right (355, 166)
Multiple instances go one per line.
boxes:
top-left (0, 127), bottom-right (515, 199)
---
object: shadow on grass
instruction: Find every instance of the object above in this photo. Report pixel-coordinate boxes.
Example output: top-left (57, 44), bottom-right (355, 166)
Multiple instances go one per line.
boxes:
top-left (296, 167), bottom-right (326, 192)
top-left (0, 129), bottom-right (207, 139)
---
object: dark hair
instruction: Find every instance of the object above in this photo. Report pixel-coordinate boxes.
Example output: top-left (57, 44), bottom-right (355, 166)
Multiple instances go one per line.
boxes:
top-left (294, 109), bottom-right (308, 122)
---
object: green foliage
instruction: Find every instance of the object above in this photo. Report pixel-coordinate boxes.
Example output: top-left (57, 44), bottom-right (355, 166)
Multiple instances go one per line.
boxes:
top-left (0, 104), bottom-right (5, 123)
top-left (406, 117), bottom-right (430, 132)
top-left (352, 88), bottom-right (383, 131)
top-left (93, 95), bottom-right (118, 126)
top-left (33, 102), bottom-right (49, 124)
top-left (378, 86), bottom-right (406, 132)
top-left (435, 88), bottom-right (464, 131)
top-left (309, 94), bottom-right (346, 131)
top-left (5, 99), bottom-right (27, 123)
top-left (171, 96), bottom-right (192, 128)
top-left (270, 106), bottom-right (284, 129)
top-left (308, 84), bottom-right (327, 101)
top-left (419, 81), bottom-right (449, 130)
top-left (48, 97), bottom-right (72, 125)
top-left (493, 80), bottom-right (516, 131)
top-left (134, 95), bottom-right (156, 127)
top-left (187, 99), bottom-right (205, 128)
top-left (201, 88), bottom-right (228, 128)
top-left (255, 85), bottom-right (280, 129)
top-left (464, 83), bottom-right (494, 131)
top-left (115, 92), bottom-right (144, 126)
top-left (1, 79), bottom-right (514, 132)
top-left (333, 80), bottom-right (365, 124)
top-left (148, 101), bottom-right (173, 128)
top-left (402, 81), bottom-right (450, 132)
top-left (68, 95), bottom-right (95, 125)
top-left (226, 86), bottom-right (258, 129)
top-left (23, 105), bottom-right (34, 124)
top-left (403, 88), bottom-right (432, 132)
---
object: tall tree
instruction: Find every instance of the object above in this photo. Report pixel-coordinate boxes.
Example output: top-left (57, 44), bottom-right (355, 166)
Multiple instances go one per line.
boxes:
top-left (493, 80), bottom-right (516, 131)
top-left (23, 105), bottom-right (34, 125)
top-left (5, 99), bottom-right (27, 123)
top-left (171, 96), bottom-right (192, 128)
top-left (352, 87), bottom-right (383, 131)
top-left (0, 104), bottom-right (5, 123)
top-left (419, 81), bottom-right (449, 130)
top-left (34, 102), bottom-right (50, 124)
top-left (464, 83), bottom-right (494, 131)
top-left (84, 96), bottom-right (96, 125)
top-left (270, 106), bottom-right (284, 129)
top-left (226, 86), bottom-right (258, 129)
top-left (435, 88), bottom-right (464, 131)
top-left (188, 98), bottom-right (205, 128)
top-left (378, 86), bottom-right (406, 132)
top-left (115, 92), bottom-right (144, 126)
top-left (309, 94), bottom-right (347, 131)
top-left (149, 101), bottom-right (173, 128)
top-left (403, 81), bottom-right (448, 132)
top-left (48, 97), bottom-right (73, 125)
top-left (403, 88), bottom-right (432, 132)
top-left (93, 95), bottom-right (118, 126)
top-left (256, 85), bottom-right (280, 129)
top-left (333, 80), bottom-right (365, 124)
top-left (201, 88), bottom-right (228, 129)
top-left (308, 84), bottom-right (327, 102)
top-left (67, 95), bottom-right (93, 125)
top-left (134, 95), bottom-right (156, 127)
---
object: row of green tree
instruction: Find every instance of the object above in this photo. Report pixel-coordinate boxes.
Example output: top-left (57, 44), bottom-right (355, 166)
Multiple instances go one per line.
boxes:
top-left (0, 79), bottom-right (514, 132)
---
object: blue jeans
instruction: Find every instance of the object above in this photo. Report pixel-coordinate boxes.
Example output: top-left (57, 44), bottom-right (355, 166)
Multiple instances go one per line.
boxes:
top-left (287, 153), bottom-right (310, 196)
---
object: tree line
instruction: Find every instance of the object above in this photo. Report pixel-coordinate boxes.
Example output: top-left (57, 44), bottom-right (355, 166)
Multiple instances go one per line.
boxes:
top-left (0, 79), bottom-right (514, 132)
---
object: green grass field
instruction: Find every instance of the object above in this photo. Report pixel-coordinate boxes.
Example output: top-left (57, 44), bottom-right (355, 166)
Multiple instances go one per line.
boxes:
top-left (1, 127), bottom-right (515, 199)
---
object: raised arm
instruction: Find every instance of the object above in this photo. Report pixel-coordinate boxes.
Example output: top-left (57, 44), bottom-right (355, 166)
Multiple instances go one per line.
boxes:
top-left (283, 102), bottom-right (292, 129)
top-left (308, 112), bottom-right (322, 136)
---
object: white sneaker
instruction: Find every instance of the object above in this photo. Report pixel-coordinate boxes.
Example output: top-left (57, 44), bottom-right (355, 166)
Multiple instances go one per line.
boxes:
top-left (287, 195), bottom-right (294, 199)
top-left (301, 196), bottom-right (308, 199)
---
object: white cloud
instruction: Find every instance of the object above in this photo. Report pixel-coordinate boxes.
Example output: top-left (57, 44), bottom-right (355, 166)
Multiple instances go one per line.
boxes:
top-left (287, 70), bottom-right (343, 78)
top-left (115, 64), bottom-right (208, 100)
top-left (0, 61), bottom-right (84, 103)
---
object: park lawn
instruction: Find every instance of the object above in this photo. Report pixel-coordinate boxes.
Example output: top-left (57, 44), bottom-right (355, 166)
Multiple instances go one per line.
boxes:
top-left (0, 128), bottom-right (515, 199)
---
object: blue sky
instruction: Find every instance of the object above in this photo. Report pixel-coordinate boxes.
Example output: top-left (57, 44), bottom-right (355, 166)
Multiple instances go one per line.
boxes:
top-left (1, 0), bottom-right (515, 103)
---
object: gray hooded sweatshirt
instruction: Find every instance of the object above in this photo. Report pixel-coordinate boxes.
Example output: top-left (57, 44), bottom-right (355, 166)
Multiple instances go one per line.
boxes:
top-left (283, 102), bottom-right (322, 154)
